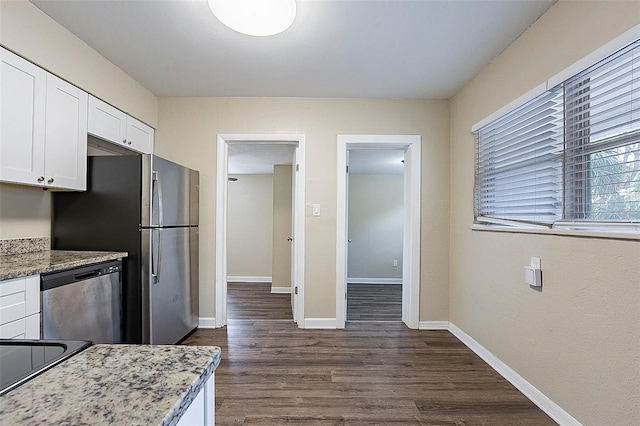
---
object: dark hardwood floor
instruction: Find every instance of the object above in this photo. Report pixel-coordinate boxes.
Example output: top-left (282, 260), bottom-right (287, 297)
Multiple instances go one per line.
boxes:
top-left (227, 282), bottom-right (293, 320)
top-left (183, 321), bottom-right (556, 425)
top-left (347, 283), bottom-right (402, 321)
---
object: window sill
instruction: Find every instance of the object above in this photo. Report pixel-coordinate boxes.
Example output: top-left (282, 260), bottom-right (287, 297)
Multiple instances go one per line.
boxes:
top-left (470, 224), bottom-right (640, 241)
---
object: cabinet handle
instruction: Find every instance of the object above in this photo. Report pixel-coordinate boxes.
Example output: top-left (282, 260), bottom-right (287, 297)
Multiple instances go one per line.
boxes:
top-left (127, 140), bottom-right (132, 145)
top-left (47, 178), bottom-right (54, 184)
top-left (37, 176), bottom-right (45, 183)
top-left (123, 139), bottom-right (127, 144)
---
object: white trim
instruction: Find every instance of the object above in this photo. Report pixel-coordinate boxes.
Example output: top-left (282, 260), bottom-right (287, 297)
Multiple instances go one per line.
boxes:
top-left (418, 321), bottom-right (449, 330)
top-left (198, 317), bottom-right (217, 329)
top-left (347, 278), bottom-right (402, 285)
top-left (471, 82), bottom-right (546, 132)
top-left (227, 276), bottom-right (272, 283)
top-left (471, 224), bottom-right (640, 241)
top-left (449, 323), bottom-right (582, 426)
top-left (547, 23), bottom-right (640, 88)
top-left (336, 135), bottom-right (422, 328)
top-left (271, 286), bottom-right (292, 294)
top-left (303, 318), bottom-right (337, 329)
top-left (215, 136), bottom-right (228, 328)
top-left (336, 135), bottom-right (421, 330)
top-left (472, 23), bottom-right (640, 132)
top-left (216, 134), bottom-right (306, 329)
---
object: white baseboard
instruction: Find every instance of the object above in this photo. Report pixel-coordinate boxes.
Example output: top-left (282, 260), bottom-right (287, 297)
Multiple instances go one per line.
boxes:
top-left (418, 321), bottom-right (449, 330)
top-left (227, 276), bottom-right (272, 283)
top-left (303, 318), bottom-right (337, 329)
top-left (198, 317), bottom-right (217, 328)
top-left (448, 323), bottom-right (581, 426)
top-left (347, 278), bottom-right (402, 284)
top-left (271, 286), bottom-right (292, 294)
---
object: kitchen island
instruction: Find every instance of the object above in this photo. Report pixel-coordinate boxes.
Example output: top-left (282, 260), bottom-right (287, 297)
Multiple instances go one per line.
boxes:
top-left (0, 344), bottom-right (221, 425)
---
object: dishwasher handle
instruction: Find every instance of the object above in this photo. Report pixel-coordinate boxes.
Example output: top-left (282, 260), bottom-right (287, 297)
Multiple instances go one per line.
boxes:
top-left (74, 271), bottom-right (101, 281)
top-left (41, 260), bottom-right (123, 291)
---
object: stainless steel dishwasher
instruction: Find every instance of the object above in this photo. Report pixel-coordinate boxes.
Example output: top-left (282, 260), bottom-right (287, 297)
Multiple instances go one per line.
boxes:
top-left (41, 260), bottom-right (123, 344)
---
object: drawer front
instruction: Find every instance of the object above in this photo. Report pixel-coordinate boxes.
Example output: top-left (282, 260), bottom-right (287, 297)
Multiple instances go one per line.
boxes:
top-left (25, 275), bottom-right (40, 316)
top-left (0, 277), bottom-right (26, 326)
top-left (25, 313), bottom-right (40, 339)
top-left (0, 317), bottom-right (26, 339)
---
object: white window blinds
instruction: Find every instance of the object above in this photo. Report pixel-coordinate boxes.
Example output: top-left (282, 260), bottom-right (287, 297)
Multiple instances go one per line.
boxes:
top-left (475, 88), bottom-right (563, 225)
top-left (474, 38), bottom-right (640, 228)
top-left (563, 39), bottom-right (640, 222)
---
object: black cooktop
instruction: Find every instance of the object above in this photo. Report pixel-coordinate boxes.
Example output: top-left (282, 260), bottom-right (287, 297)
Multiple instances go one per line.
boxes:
top-left (0, 339), bottom-right (92, 396)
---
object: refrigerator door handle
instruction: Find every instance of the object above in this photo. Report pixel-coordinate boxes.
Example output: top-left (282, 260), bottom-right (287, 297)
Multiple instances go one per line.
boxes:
top-left (152, 171), bottom-right (164, 227)
top-left (151, 228), bottom-right (163, 284)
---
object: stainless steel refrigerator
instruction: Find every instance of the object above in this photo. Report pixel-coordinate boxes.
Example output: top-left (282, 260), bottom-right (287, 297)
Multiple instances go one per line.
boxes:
top-left (52, 154), bottom-right (199, 345)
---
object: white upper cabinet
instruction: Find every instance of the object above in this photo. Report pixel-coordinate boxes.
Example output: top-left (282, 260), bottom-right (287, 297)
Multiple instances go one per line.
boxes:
top-left (44, 74), bottom-right (88, 191)
top-left (88, 95), bottom-right (154, 154)
top-left (0, 49), bottom-right (47, 185)
top-left (0, 48), bottom-right (87, 191)
top-left (88, 95), bottom-right (127, 145)
top-left (125, 115), bottom-right (154, 154)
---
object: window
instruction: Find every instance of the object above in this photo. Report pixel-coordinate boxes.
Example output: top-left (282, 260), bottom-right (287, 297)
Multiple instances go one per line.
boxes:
top-left (474, 39), bottom-right (640, 231)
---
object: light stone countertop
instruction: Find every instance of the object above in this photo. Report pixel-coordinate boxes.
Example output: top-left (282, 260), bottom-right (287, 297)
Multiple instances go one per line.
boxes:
top-left (0, 249), bottom-right (128, 281)
top-left (0, 344), bottom-right (222, 426)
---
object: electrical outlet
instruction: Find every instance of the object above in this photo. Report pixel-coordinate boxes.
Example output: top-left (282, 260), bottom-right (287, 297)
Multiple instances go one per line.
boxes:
top-left (530, 257), bottom-right (541, 269)
top-left (393, 259), bottom-right (398, 267)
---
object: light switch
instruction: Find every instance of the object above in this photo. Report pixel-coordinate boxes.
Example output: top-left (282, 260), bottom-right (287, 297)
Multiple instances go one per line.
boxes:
top-left (312, 204), bottom-right (321, 216)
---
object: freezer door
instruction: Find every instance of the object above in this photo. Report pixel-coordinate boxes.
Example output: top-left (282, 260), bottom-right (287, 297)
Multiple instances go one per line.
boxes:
top-left (149, 227), bottom-right (199, 344)
top-left (149, 156), bottom-right (199, 227)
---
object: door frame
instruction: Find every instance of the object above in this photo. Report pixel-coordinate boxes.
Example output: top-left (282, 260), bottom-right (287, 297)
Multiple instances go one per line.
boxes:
top-left (336, 135), bottom-right (421, 329)
top-left (215, 134), bottom-right (306, 328)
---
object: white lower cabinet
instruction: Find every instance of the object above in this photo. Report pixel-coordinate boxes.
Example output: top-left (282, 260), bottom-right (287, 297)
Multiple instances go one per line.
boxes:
top-left (177, 374), bottom-right (215, 426)
top-left (0, 275), bottom-right (41, 339)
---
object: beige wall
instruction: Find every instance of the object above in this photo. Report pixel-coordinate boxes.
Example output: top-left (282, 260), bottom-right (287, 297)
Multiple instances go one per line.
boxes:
top-left (449, 1), bottom-right (640, 424)
top-left (226, 174), bottom-right (273, 278)
top-left (272, 165), bottom-right (292, 290)
top-left (0, 0), bottom-right (159, 240)
top-left (155, 97), bottom-right (450, 321)
top-left (348, 174), bottom-right (403, 280)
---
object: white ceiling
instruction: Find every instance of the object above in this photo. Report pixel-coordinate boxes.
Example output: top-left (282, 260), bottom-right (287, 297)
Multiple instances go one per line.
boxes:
top-left (30, 0), bottom-right (555, 99)
top-left (349, 149), bottom-right (404, 174)
top-left (227, 145), bottom-right (402, 175)
top-left (228, 143), bottom-right (295, 174)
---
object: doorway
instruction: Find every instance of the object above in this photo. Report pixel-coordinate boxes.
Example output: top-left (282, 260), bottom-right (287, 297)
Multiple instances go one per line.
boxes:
top-left (215, 134), bottom-right (306, 328)
top-left (336, 135), bottom-right (421, 329)
top-left (346, 149), bottom-right (404, 321)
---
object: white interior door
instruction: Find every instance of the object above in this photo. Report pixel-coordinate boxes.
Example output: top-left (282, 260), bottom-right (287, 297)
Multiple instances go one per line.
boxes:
top-left (216, 134), bottom-right (306, 329)
top-left (344, 150), bottom-right (350, 321)
top-left (336, 135), bottom-right (421, 329)
top-left (290, 149), bottom-right (298, 322)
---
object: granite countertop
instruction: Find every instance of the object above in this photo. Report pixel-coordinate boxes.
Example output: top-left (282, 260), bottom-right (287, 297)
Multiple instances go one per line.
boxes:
top-left (0, 344), bottom-right (222, 426)
top-left (0, 249), bottom-right (128, 281)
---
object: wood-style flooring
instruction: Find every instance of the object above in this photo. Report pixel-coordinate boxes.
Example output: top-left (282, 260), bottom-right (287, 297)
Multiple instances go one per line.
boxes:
top-left (183, 321), bottom-right (556, 425)
top-left (227, 282), bottom-right (293, 320)
top-left (347, 283), bottom-right (401, 321)
top-left (226, 282), bottom-right (402, 322)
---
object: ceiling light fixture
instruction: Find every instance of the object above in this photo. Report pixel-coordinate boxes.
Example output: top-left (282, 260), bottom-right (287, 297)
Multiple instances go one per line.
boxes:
top-left (208, 0), bottom-right (296, 37)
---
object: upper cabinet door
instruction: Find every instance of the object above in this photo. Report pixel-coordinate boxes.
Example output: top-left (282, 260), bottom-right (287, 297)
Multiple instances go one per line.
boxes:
top-left (44, 74), bottom-right (88, 191)
top-left (88, 95), bottom-right (127, 146)
top-left (0, 48), bottom-right (46, 186)
top-left (88, 95), bottom-right (154, 154)
top-left (126, 116), bottom-right (154, 154)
